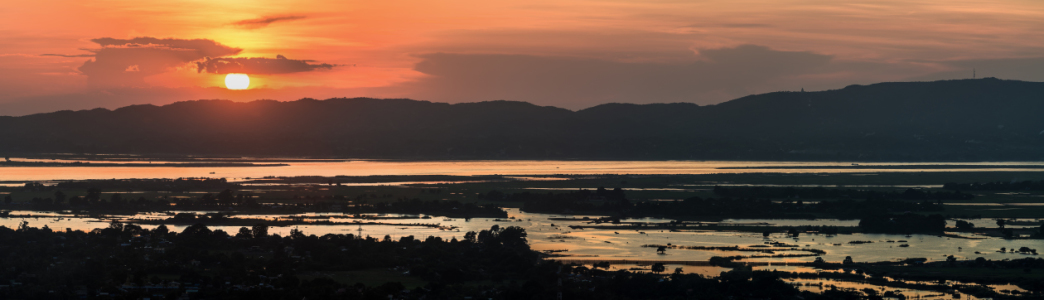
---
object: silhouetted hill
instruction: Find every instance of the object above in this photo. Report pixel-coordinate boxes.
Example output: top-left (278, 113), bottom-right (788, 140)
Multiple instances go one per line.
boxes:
top-left (2, 78), bottom-right (1043, 161)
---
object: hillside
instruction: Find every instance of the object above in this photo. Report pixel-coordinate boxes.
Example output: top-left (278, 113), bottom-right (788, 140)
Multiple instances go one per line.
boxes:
top-left (1, 78), bottom-right (1043, 161)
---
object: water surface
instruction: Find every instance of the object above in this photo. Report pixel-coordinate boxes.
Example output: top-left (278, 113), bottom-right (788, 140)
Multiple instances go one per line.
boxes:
top-left (4, 208), bottom-right (1039, 265)
top-left (4, 160), bottom-right (1044, 181)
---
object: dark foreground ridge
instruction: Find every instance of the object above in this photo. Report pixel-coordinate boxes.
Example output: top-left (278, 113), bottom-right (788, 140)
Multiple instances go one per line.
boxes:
top-left (2, 78), bottom-right (1043, 160)
top-left (0, 223), bottom-right (876, 300)
top-left (7, 223), bottom-right (1041, 299)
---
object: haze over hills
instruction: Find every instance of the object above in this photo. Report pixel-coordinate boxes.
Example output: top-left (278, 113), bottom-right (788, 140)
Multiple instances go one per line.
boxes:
top-left (2, 78), bottom-right (1043, 161)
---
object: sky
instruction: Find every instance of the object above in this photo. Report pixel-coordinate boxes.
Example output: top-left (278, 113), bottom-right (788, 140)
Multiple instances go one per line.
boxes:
top-left (2, 0), bottom-right (1044, 116)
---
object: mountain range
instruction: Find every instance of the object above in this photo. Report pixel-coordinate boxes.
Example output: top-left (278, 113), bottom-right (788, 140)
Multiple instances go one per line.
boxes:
top-left (2, 78), bottom-right (1043, 161)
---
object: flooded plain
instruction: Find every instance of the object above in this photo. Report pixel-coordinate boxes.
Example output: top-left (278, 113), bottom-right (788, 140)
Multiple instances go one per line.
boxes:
top-left (5, 159), bottom-right (1044, 181)
top-left (3, 208), bottom-right (1039, 266)
top-left (3, 159), bottom-right (1043, 298)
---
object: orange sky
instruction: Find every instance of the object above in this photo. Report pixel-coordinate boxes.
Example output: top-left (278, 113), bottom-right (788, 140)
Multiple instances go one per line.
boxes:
top-left (2, 0), bottom-right (1044, 115)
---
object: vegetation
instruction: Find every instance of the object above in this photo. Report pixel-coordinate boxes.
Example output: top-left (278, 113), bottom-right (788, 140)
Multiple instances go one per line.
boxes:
top-left (808, 257), bottom-right (1044, 295)
top-left (508, 189), bottom-right (944, 222)
top-left (10, 185), bottom-right (506, 217)
top-left (944, 180), bottom-right (1044, 191)
top-left (712, 186), bottom-right (973, 201)
top-left (0, 224), bottom-right (865, 300)
top-left (2, 174), bottom-right (1044, 298)
top-left (53, 178), bottom-right (239, 191)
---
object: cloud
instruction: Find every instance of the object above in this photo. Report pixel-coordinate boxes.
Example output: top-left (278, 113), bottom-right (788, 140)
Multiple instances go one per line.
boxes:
top-left (716, 23), bottom-right (772, 28)
top-left (90, 37), bottom-right (240, 57)
top-left (231, 15), bottom-right (306, 29)
top-left (195, 55), bottom-right (338, 74)
top-left (40, 53), bottom-right (95, 58)
top-left (395, 45), bottom-right (838, 108)
top-left (687, 23), bottom-right (773, 28)
top-left (77, 37), bottom-right (241, 87)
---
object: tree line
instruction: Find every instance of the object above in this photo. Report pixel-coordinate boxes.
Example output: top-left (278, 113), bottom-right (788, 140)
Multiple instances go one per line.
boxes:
top-left (0, 223), bottom-right (866, 300)
top-left (713, 186), bottom-right (974, 201)
top-left (489, 189), bottom-right (944, 220)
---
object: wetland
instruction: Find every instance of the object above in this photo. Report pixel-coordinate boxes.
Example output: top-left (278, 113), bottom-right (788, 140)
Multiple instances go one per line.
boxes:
top-left (2, 158), bottom-right (1044, 299)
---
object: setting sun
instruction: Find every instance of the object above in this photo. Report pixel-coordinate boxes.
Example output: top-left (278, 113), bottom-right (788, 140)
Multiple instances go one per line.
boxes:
top-left (224, 73), bottom-right (250, 90)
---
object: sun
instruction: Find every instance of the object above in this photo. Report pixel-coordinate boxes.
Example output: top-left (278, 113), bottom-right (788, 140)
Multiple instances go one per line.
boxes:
top-left (224, 73), bottom-right (250, 90)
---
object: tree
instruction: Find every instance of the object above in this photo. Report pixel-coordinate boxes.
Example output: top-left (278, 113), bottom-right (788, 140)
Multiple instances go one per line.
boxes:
top-left (477, 229), bottom-right (495, 245)
top-left (252, 224), bottom-right (268, 238)
top-left (181, 223), bottom-right (212, 237)
top-left (109, 193), bottom-right (124, 205)
top-left (236, 227), bottom-right (253, 238)
top-left (763, 231), bottom-right (771, 238)
top-left (843, 256), bottom-right (854, 264)
top-left (651, 263), bottom-right (666, 273)
top-left (656, 246), bottom-right (667, 254)
top-left (955, 220), bottom-right (974, 230)
top-left (108, 219), bottom-right (123, 231)
top-left (499, 226), bottom-right (528, 248)
top-left (463, 231), bottom-right (477, 243)
top-left (217, 189), bottom-right (235, 206)
top-left (53, 190), bottom-right (66, 204)
top-left (153, 224), bottom-right (169, 236)
top-left (212, 229), bottom-right (230, 239)
top-left (290, 227), bottom-right (305, 239)
top-left (996, 219), bottom-right (1006, 229)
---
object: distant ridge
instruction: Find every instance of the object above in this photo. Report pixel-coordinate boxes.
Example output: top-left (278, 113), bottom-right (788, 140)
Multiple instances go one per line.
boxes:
top-left (2, 78), bottom-right (1043, 161)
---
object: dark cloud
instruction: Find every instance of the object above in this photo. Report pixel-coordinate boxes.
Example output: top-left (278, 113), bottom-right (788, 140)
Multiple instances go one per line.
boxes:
top-left (689, 23), bottom-right (773, 28)
top-left (398, 45), bottom-right (835, 108)
top-left (195, 55), bottom-right (337, 74)
top-left (40, 53), bottom-right (95, 58)
top-left (718, 23), bottom-right (772, 28)
top-left (77, 37), bottom-right (241, 87)
top-left (90, 37), bottom-right (241, 57)
top-left (231, 15), bottom-right (306, 29)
